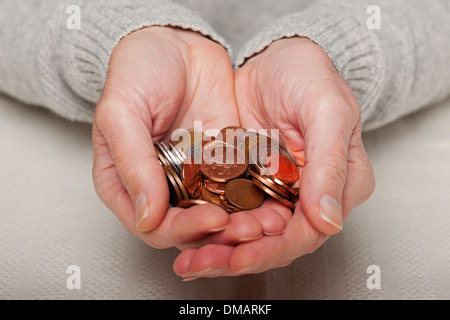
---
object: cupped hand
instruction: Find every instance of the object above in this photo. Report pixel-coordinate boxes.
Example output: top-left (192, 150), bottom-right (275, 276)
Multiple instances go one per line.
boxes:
top-left (92, 27), bottom-right (283, 249)
top-left (173, 37), bottom-right (376, 278)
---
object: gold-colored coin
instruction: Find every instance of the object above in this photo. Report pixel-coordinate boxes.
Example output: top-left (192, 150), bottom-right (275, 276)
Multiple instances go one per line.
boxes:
top-left (224, 178), bottom-right (265, 210)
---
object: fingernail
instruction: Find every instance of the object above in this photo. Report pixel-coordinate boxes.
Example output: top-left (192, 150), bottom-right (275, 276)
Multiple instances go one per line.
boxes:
top-left (320, 195), bottom-right (343, 230)
top-left (235, 264), bottom-right (261, 275)
top-left (237, 234), bottom-right (263, 242)
top-left (192, 267), bottom-right (223, 277)
top-left (208, 223), bottom-right (230, 233)
top-left (263, 228), bottom-right (286, 236)
top-left (182, 276), bottom-right (199, 282)
top-left (135, 193), bottom-right (148, 231)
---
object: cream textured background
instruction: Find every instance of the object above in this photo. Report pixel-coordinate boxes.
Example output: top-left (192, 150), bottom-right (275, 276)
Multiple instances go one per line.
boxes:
top-left (1, 93), bottom-right (449, 299)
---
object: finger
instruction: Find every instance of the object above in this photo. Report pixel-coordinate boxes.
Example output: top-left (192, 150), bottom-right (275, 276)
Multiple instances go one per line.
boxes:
top-left (177, 211), bottom-right (264, 250)
top-left (94, 93), bottom-right (169, 232)
top-left (247, 198), bottom-right (291, 235)
top-left (204, 211), bottom-right (264, 245)
top-left (139, 203), bottom-right (230, 249)
top-left (341, 135), bottom-right (376, 219)
top-left (174, 209), bottom-right (328, 278)
top-left (299, 96), bottom-right (358, 234)
top-left (174, 244), bottom-right (235, 278)
top-left (177, 198), bottom-right (292, 250)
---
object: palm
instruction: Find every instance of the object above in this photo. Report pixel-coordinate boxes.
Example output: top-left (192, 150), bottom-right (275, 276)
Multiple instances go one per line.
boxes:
top-left (173, 38), bottom-right (375, 277)
top-left (92, 27), bottom-right (240, 249)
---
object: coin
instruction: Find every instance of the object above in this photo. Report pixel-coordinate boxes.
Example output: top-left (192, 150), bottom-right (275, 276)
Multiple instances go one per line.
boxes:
top-left (201, 186), bottom-right (222, 206)
top-left (264, 152), bottom-right (299, 185)
top-left (224, 178), bottom-right (265, 210)
top-left (177, 199), bottom-right (209, 208)
top-left (155, 144), bottom-right (171, 169)
top-left (164, 166), bottom-right (184, 206)
top-left (203, 179), bottom-right (227, 195)
top-left (216, 126), bottom-right (246, 146)
top-left (219, 195), bottom-right (242, 213)
top-left (157, 142), bottom-right (182, 176)
top-left (181, 158), bottom-right (202, 199)
top-left (168, 141), bottom-right (186, 163)
top-left (248, 143), bottom-right (278, 171)
top-left (267, 174), bottom-right (299, 197)
top-left (185, 143), bottom-right (203, 163)
top-left (252, 178), bottom-right (296, 210)
top-left (166, 164), bottom-right (189, 201)
top-left (200, 140), bottom-right (248, 182)
top-left (252, 145), bottom-right (299, 185)
top-left (156, 126), bottom-right (300, 212)
top-left (246, 167), bottom-right (291, 199)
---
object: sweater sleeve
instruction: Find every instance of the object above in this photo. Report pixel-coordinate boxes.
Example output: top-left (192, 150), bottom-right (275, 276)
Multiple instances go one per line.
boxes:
top-left (0, 0), bottom-right (230, 123)
top-left (235, 0), bottom-right (450, 131)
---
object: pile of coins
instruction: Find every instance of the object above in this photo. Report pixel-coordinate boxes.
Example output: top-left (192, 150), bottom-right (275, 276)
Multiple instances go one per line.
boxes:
top-left (155, 127), bottom-right (300, 213)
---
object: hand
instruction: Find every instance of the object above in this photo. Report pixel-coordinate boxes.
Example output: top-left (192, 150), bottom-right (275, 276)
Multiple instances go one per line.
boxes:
top-left (173, 37), bottom-right (375, 278)
top-left (92, 27), bottom-right (287, 250)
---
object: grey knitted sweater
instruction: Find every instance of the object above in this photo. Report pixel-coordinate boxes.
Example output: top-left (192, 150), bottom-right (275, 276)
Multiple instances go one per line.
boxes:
top-left (0, 0), bottom-right (449, 131)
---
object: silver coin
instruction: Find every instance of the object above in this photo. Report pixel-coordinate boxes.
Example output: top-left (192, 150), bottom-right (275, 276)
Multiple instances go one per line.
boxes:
top-left (168, 141), bottom-right (186, 164)
top-left (185, 143), bottom-right (203, 163)
top-left (157, 142), bottom-right (182, 176)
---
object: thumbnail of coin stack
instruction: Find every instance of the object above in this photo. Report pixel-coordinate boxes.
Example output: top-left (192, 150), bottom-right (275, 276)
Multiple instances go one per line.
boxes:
top-left (154, 126), bottom-right (300, 213)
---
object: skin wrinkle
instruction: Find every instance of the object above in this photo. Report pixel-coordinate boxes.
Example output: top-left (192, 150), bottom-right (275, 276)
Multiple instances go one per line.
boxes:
top-left (240, 65), bottom-right (266, 129)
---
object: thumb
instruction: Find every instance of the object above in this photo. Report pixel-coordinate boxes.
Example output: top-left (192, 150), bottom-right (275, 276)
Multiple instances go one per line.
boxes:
top-left (94, 94), bottom-right (169, 233)
top-left (298, 100), bottom-right (357, 235)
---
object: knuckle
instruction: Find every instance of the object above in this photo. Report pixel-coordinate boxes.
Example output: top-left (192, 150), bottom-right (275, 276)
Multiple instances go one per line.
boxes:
top-left (317, 153), bottom-right (348, 187)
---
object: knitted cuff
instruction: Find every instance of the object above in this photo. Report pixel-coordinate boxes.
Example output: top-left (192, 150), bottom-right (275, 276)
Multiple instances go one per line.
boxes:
top-left (235, 8), bottom-right (385, 127)
top-left (41, 0), bottom-right (230, 122)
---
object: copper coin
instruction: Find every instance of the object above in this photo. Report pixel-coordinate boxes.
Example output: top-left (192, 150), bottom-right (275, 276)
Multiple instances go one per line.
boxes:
top-left (164, 166), bottom-right (184, 207)
top-left (224, 179), bottom-right (264, 210)
top-left (246, 168), bottom-right (290, 199)
top-left (203, 179), bottom-right (227, 195)
top-left (267, 174), bottom-right (299, 196)
top-left (181, 158), bottom-right (202, 198)
top-left (166, 165), bottom-right (189, 201)
top-left (248, 143), bottom-right (278, 170)
top-left (201, 186), bottom-right (222, 206)
top-left (219, 195), bottom-right (242, 213)
top-left (155, 145), bottom-right (172, 170)
top-left (177, 199), bottom-right (209, 208)
top-left (265, 152), bottom-right (299, 185)
top-left (247, 133), bottom-right (272, 154)
top-left (252, 179), bottom-right (296, 210)
top-left (253, 145), bottom-right (299, 185)
top-left (216, 126), bottom-right (246, 146)
top-left (200, 141), bottom-right (248, 182)
top-left (290, 188), bottom-right (299, 207)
